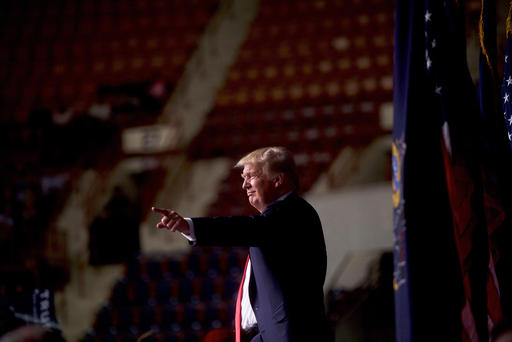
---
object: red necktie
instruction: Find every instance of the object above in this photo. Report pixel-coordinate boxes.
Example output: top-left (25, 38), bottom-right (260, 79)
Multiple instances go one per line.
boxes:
top-left (235, 255), bottom-right (250, 342)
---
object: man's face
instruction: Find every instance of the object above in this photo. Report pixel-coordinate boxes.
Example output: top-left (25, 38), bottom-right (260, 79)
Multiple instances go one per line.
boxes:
top-left (241, 163), bottom-right (277, 213)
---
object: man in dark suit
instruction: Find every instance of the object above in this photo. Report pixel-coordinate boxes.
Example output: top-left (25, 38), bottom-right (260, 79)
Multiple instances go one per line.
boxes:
top-left (153, 147), bottom-right (332, 342)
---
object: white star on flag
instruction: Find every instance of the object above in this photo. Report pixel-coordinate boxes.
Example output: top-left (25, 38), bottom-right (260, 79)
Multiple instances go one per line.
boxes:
top-left (507, 76), bottom-right (512, 86)
top-left (425, 11), bottom-right (432, 22)
top-left (504, 93), bottom-right (510, 103)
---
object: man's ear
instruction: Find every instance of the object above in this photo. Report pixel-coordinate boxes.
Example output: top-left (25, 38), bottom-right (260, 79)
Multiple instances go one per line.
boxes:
top-left (274, 173), bottom-right (283, 188)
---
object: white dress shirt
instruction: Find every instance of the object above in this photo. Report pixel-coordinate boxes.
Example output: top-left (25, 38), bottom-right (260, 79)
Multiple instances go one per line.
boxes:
top-left (241, 259), bottom-right (257, 329)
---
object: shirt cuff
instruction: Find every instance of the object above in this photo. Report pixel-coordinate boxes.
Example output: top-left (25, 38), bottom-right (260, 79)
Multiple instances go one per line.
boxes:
top-left (181, 218), bottom-right (197, 245)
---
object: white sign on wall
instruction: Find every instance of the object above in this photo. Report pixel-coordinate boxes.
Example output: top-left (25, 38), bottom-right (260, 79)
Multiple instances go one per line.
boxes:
top-left (122, 124), bottom-right (179, 154)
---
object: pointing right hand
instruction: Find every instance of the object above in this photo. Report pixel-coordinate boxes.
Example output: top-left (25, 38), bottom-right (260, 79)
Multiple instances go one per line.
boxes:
top-left (151, 207), bottom-right (190, 234)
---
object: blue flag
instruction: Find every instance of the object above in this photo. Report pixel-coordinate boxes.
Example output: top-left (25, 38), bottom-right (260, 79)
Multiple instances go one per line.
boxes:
top-left (393, 1), bottom-right (463, 341)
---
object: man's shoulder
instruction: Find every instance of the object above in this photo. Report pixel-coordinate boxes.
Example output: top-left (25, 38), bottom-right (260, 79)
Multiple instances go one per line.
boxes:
top-left (284, 192), bottom-right (314, 208)
top-left (266, 192), bottom-right (316, 214)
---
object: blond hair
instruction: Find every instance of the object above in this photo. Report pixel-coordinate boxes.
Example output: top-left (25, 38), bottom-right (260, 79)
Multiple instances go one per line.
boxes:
top-left (235, 146), bottom-right (299, 188)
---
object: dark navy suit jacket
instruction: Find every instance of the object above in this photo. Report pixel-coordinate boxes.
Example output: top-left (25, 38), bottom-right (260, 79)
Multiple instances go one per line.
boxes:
top-left (192, 192), bottom-right (332, 342)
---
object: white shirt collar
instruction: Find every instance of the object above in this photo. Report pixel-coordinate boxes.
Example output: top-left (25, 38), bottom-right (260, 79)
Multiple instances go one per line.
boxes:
top-left (277, 191), bottom-right (293, 202)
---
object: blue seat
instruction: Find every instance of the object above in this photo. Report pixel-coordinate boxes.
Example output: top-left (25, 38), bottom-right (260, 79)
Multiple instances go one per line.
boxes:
top-left (199, 276), bottom-right (215, 302)
top-left (161, 304), bottom-right (184, 329)
top-left (133, 279), bottom-right (150, 305)
top-left (155, 280), bottom-right (171, 304)
top-left (147, 259), bottom-right (164, 280)
top-left (184, 304), bottom-right (206, 329)
top-left (178, 278), bottom-right (193, 303)
top-left (116, 306), bottom-right (134, 332)
top-left (111, 279), bottom-right (129, 306)
top-left (165, 258), bottom-right (185, 277)
top-left (222, 277), bottom-right (238, 300)
top-left (139, 305), bottom-right (156, 331)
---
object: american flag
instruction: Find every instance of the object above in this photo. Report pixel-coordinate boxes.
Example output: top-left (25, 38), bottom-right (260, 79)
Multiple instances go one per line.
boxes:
top-left (501, 24), bottom-right (512, 148)
top-left (423, 0), bottom-right (460, 156)
top-left (424, 1), bottom-right (497, 341)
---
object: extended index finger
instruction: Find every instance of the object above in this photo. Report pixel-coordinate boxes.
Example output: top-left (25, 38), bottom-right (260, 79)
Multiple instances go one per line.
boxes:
top-left (152, 207), bottom-right (170, 216)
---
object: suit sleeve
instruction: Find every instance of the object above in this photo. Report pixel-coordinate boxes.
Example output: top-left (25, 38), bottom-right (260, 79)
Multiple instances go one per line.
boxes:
top-left (191, 214), bottom-right (280, 246)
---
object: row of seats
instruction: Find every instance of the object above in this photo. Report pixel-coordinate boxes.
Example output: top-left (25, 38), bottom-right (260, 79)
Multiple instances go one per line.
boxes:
top-left (2, 63), bottom-right (179, 114)
top-left (7, 34), bottom-right (200, 64)
top-left (1, 1), bottom-right (215, 29)
top-left (204, 101), bottom-right (383, 126)
top-left (227, 56), bottom-right (393, 85)
top-left (4, 66), bottom-right (179, 107)
top-left (251, 11), bottom-right (394, 35)
top-left (257, 0), bottom-right (394, 17)
top-left (125, 249), bottom-right (247, 280)
top-left (214, 80), bottom-right (392, 109)
top-left (2, 27), bottom-right (201, 50)
top-left (2, 0), bottom-right (216, 15)
top-left (2, 24), bottom-right (210, 67)
top-left (111, 277), bottom-right (239, 306)
top-left (190, 124), bottom-right (381, 158)
top-left (222, 71), bottom-right (393, 90)
top-left (93, 301), bottom-right (233, 334)
top-left (235, 43), bottom-right (393, 64)
top-left (4, 45), bottom-right (193, 86)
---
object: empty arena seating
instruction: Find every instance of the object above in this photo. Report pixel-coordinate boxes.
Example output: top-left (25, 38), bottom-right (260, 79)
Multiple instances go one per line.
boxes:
top-left (0, 0), bottom-right (218, 123)
top-left (189, 0), bottom-right (395, 216)
top-left (83, 248), bottom-right (246, 342)
top-left (214, 0), bottom-right (394, 109)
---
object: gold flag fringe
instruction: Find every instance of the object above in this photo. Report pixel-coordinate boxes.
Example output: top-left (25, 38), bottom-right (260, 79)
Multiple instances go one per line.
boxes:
top-left (480, 0), bottom-right (495, 78)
